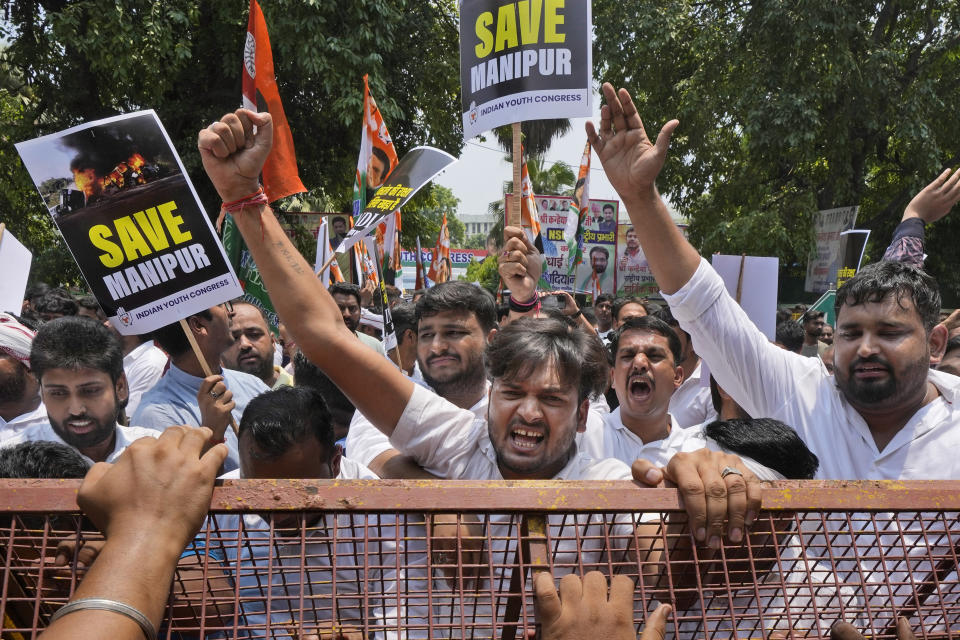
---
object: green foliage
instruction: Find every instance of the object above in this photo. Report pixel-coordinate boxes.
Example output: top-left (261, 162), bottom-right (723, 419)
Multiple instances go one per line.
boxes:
top-left (401, 184), bottom-right (464, 250)
top-left (461, 254), bottom-right (500, 294)
top-left (593, 0), bottom-right (960, 292)
top-left (463, 232), bottom-right (487, 250)
top-left (1, 0), bottom-right (463, 283)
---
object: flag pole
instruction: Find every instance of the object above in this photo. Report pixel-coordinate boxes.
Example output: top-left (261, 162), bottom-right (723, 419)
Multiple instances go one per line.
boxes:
top-left (179, 318), bottom-right (239, 435)
top-left (371, 241), bottom-right (404, 371)
top-left (508, 122), bottom-right (522, 234)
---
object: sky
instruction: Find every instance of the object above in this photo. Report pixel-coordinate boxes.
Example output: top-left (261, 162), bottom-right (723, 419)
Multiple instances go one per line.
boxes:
top-left (433, 92), bottom-right (628, 221)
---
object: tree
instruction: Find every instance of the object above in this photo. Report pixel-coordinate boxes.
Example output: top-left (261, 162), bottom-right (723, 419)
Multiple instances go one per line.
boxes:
top-left (463, 232), bottom-right (487, 250)
top-left (461, 254), bottom-right (500, 294)
top-left (0, 0), bottom-right (463, 282)
top-left (401, 184), bottom-right (465, 251)
top-left (593, 0), bottom-right (960, 295)
top-left (492, 118), bottom-right (572, 156)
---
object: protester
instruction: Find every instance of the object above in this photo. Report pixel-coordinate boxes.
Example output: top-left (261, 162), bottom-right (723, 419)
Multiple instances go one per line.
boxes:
top-left (594, 293), bottom-right (615, 340)
top-left (205, 386), bottom-right (403, 636)
top-left (774, 320), bottom-right (804, 354)
top-left (33, 290), bottom-right (78, 322)
top-left (0, 313), bottom-right (47, 439)
top-left (586, 81), bottom-right (960, 480)
top-left (220, 300), bottom-right (292, 389)
top-left (820, 323), bottom-right (834, 345)
top-left (75, 296), bottom-right (106, 323)
top-left (389, 301), bottom-right (419, 379)
top-left (293, 351), bottom-right (356, 445)
top-left (611, 295), bottom-right (647, 327)
top-left (2, 317), bottom-right (158, 463)
top-left (0, 440), bottom-right (89, 478)
top-left (39, 426), bottom-right (227, 640)
top-left (329, 282), bottom-right (387, 357)
top-left (799, 310), bottom-right (827, 357)
top-left (937, 335), bottom-right (960, 377)
top-left (133, 305), bottom-right (269, 470)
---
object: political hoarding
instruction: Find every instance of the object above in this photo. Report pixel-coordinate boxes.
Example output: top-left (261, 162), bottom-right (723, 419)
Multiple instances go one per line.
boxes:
top-left (615, 223), bottom-right (658, 298)
top-left (805, 206), bottom-right (858, 294)
top-left (514, 194), bottom-right (617, 295)
top-left (459, 0), bottom-right (593, 140)
top-left (336, 146), bottom-right (456, 254)
top-left (15, 111), bottom-right (242, 335)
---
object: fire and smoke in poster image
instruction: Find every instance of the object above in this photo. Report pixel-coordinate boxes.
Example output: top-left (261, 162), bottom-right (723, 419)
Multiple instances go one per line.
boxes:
top-left (54, 117), bottom-right (176, 213)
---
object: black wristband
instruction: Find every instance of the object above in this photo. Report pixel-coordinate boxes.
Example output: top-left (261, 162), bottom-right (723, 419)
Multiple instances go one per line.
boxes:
top-left (509, 294), bottom-right (538, 313)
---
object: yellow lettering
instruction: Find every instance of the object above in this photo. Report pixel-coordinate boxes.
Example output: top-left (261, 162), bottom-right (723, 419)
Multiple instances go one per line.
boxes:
top-left (89, 225), bottom-right (124, 268)
top-left (132, 207), bottom-right (170, 252)
top-left (474, 12), bottom-right (494, 58)
top-left (115, 216), bottom-right (152, 261)
top-left (495, 4), bottom-right (519, 52)
top-left (544, 0), bottom-right (565, 43)
top-left (518, 0), bottom-right (543, 45)
top-left (157, 201), bottom-right (192, 244)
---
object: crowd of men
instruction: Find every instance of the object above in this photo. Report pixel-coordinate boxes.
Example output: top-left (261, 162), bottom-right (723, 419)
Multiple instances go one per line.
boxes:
top-left (4, 87), bottom-right (960, 638)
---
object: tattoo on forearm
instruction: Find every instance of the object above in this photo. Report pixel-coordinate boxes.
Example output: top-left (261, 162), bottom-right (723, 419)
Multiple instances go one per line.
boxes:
top-left (276, 242), bottom-right (306, 275)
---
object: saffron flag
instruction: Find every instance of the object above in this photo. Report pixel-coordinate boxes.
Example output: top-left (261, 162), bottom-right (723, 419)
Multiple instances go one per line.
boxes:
top-left (427, 213), bottom-right (451, 284)
top-left (517, 147), bottom-right (552, 289)
top-left (415, 236), bottom-right (426, 289)
top-left (352, 75), bottom-right (399, 220)
top-left (314, 218), bottom-right (344, 285)
top-left (567, 141), bottom-right (591, 273)
top-left (242, 0), bottom-right (305, 202)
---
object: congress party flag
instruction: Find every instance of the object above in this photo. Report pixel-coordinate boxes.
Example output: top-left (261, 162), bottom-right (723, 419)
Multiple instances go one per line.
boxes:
top-left (567, 140), bottom-right (590, 273)
top-left (427, 213), bottom-right (451, 284)
top-left (242, 0), bottom-right (305, 202)
top-left (353, 75), bottom-right (399, 219)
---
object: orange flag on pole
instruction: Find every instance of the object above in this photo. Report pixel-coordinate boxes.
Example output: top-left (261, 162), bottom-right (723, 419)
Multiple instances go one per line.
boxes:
top-left (242, 0), bottom-right (306, 202)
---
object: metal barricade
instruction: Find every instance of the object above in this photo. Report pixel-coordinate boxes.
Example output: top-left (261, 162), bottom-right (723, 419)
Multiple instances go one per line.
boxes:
top-left (2, 479), bottom-right (959, 639)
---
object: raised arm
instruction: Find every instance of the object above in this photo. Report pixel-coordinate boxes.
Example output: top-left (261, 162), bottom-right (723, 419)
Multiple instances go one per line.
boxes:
top-left (197, 109), bottom-right (413, 434)
top-left (882, 168), bottom-right (960, 267)
top-left (585, 83), bottom-right (695, 294)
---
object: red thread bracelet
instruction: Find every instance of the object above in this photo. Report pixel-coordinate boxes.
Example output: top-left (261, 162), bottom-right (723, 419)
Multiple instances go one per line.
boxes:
top-left (222, 186), bottom-right (269, 213)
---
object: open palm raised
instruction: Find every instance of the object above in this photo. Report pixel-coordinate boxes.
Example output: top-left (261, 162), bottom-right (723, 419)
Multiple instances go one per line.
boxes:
top-left (586, 83), bottom-right (679, 198)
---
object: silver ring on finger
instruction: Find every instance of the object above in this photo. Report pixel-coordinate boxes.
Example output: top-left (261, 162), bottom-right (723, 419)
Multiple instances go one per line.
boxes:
top-left (209, 390), bottom-right (221, 399)
top-left (720, 466), bottom-right (743, 479)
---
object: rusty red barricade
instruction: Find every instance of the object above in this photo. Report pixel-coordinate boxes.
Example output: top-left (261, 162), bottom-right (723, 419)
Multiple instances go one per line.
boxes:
top-left (1, 479), bottom-right (959, 639)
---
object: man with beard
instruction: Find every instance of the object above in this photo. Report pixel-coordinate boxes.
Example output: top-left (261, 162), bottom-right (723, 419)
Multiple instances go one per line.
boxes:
top-left (221, 300), bottom-right (292, 389)
top-left (0, 313), bottom-right (47, 440)
top-left (345, 281), bottom-right (496, 478)
top-left (2, 317), bottom-right (158, 463)
top-left (586, 81), bottom-right (960, 480)
top-left (618, 227), bottom-right (645, 270)
top-left (800, 310), bottom-right (828, 357)
top-left (329, 282), bottom-right (386, 357)
top-left (579, 246), bottom-right (612, 293)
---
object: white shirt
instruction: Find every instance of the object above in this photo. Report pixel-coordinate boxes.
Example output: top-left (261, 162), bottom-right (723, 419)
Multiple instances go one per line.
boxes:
top-left (668, 361), bottom-right (718, 427)
top-left (209, 459), bottom-right (411, 639)
top-left (664, 257), bottom-right (960, 480)
top-left (0, 401), bottom-right (48, 441)
top-left (1, 421), bottom-right (159, 464)
top-left (578, 409), bottom-right (700, 468)
top-left (122, 340), bottom-right (168, 416)
top-left (390, 384), bottom-right (637, 636)
top-left (344, 380), bottom-right (490, 473)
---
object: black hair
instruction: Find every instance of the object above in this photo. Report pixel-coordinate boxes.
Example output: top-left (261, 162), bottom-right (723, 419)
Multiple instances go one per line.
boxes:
top-left (24, 283), bottom-right (50, 304)
top-left (835, 261), bottom-right (941, 332)
top-left (415, 281), bottom-right (497, 334)
top-left (385, 285), bottom-right (402, 301)
top-left (31, 316), bottom-right (124, 383)
top-left (0, 441), bottom-right (90, 478)
top-left (612, 296), bottom-right (647, 322)
top-left (391, 302), bottom-right (417, 345)
top-left (776, 308), bottom-right (792, 325)
top-left (152, 310), bottom-right (213, 357)
top-left (602, 203), bottom-right (614, 213)
top-left (801, 309), bottom-right (824, 323)
top-left (76, 295), bottom-right (103, 315)
top-left (238, 386), bottom-right (334, 459)
top-left (589, 246), bottom-right (609, 259)
top-left (486, 317), bottom-right (608, 402)
top-left (595, 293), bottom-right (614, 306)
top-left (6, 311), bottom-right (41, 331)
top-left (654, 305), bottom-right (678, 328)
top-left (642, 301), bottom-right (663, 316)
top-left (608, 315), bottom-right (683, 365)
top-left (703, 418), bottom-right (819, 480)
top-left (293, 351), bottom-right (356, 417)
top-left (33, 292), bottom-right (78, 317)
top-left (331, 216), bottom-right (347, 227)
top-left (945, 335), bottom-right (960, 356)
top-left (775, 321), bottom-right (804, 354)
top-left (370, 146), bottom-right (390, 171)
top-left (329, 282), bottom-right (361, 307)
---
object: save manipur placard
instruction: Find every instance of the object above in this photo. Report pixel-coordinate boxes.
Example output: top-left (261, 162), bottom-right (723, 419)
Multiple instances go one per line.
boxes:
top-left (459, 0), bottom-right (593, 140)
top-left (15, 111), bottom-right (242, 335)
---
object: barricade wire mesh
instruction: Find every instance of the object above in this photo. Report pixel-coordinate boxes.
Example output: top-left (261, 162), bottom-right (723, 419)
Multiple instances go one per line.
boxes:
top-left (1, 479), bottom-right (959, 639)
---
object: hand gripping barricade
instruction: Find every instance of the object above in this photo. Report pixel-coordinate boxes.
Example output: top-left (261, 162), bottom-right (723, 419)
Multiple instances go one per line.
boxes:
top-left (1, 479), bottom-right (959, 639)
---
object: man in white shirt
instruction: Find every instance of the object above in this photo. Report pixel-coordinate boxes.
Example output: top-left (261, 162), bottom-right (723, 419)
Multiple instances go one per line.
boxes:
top-left (2, 316), bottom-right (157, 464)
top-left (0, 313), bottom-right (47, 439)
top-left (345, 281), bottom-right (497, 477)
top-left (119, 336), bottom-right (168, 416)
top-left (206, 386), bottom-right (408, 639)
